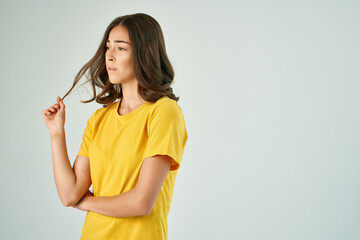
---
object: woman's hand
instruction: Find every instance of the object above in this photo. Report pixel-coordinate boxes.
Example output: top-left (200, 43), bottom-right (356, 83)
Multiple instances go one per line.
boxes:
top-left (41, 96), bottom-right (66, 135)
top-left (72, 190), bottom-right (94, 212)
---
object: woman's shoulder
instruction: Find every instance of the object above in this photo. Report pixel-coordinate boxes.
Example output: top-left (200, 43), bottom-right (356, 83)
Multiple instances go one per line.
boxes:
top-left (150, 96), bottom-right (182, 111)
top-left (147, 96), bottom-right (185, 122)
top-left (91, 96), bottom-right (182, 118)
top-left (88, 103), bottom-right (112, 121)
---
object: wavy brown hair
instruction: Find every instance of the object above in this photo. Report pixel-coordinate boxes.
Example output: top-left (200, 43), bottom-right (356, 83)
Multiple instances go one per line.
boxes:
top-left (62, 13), bottom-right (179, 107)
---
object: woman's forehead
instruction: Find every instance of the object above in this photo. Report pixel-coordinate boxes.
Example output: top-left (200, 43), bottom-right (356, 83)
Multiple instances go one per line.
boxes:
top-left (108, 25), bottom-right (130, 43)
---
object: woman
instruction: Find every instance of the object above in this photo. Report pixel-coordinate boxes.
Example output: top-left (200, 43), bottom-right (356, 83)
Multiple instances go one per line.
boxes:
top-left (41, 13), bottom-right (188, 239)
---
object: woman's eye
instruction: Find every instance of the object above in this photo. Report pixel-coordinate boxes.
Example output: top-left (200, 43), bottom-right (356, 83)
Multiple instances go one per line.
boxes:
top-left (105, 46), bottom-right (124, 51)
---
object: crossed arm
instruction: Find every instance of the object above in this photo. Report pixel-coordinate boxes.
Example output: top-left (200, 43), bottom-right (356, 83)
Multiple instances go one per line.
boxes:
top-left (50, 129), bottom-right (173, 218)
top-left (72, 154), bottom-right (172, 217)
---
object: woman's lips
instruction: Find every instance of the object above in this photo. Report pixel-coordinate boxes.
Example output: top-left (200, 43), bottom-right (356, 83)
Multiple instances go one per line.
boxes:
top-left (108, 67), bottom-right (117, 72)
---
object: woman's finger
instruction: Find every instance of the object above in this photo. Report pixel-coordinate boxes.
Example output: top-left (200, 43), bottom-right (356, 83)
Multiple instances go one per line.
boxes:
top-left (42, 109), bottom-right (52, 116)
top-left (57, 97), bottom-right (65, 111)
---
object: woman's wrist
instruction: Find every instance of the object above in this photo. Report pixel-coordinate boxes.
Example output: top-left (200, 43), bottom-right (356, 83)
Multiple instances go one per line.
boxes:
top-left (50, 128), bottom-right (65, 137)
top-left (84, 196), bottom-right (94, 211)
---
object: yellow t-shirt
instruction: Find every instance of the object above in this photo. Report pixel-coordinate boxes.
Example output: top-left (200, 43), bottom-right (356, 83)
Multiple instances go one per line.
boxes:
top-left (77, 95), bottom-right (188, 240)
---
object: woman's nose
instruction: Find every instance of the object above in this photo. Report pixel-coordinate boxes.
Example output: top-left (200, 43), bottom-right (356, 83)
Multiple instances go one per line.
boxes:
top-left (106, 55), bottom-right (115, 61)
top-left (106, 50), bottom-right (115, 61)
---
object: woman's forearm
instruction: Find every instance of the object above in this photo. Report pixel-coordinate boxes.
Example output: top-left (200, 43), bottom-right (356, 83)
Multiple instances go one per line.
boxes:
top-left (86, 188), bottom-right (147, 217)
top-left (50, 129), bottom-right (76, 206)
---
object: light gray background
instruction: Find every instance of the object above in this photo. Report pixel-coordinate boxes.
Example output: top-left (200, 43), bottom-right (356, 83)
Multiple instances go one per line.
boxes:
top-left (0, 0), bottom-right (359, 239)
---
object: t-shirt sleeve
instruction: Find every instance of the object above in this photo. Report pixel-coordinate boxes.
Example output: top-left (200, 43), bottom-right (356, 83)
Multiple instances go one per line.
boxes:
top-left (143, 101), bottom-right (188, 171)
top-left (77, 110), bottom-right (97, 158)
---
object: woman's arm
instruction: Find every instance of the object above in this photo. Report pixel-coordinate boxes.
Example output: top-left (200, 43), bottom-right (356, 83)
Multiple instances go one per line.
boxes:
top-left (73, 155), bottom-right (172, 217)
top-left (85, 188), bottom-right (145, 217)
top-left (50, 130), bottom-right (77, 206)
top-left (43, 97), bottom-right (92, 207)
top-left (51, 130), bottom-right (93, 207)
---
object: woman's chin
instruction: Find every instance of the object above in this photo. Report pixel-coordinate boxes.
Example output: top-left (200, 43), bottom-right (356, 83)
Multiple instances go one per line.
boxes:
top-left (109, 78), bottom-right (121, 84)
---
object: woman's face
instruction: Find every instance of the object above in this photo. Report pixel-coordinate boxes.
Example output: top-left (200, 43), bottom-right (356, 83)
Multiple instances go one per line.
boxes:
top-left (105, 25), bottom-right (135, 84)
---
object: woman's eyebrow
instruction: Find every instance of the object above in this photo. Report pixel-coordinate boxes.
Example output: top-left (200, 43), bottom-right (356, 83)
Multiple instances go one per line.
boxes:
top-left (106, 40), bottom-right (130, 45)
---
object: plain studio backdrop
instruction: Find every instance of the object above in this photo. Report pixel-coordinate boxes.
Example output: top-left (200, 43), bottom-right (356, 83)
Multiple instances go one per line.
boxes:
top-left (0, 0), bottom-right (359, 239)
